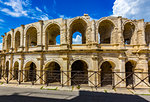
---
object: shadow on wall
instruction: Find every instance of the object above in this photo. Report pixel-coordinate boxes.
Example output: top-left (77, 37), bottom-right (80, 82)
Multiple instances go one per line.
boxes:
top-left (0, 91), bottom-right (148, 102)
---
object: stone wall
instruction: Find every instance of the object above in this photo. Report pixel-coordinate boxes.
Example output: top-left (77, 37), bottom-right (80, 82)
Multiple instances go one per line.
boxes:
top-left (0, 14), bottom-right (150, 87)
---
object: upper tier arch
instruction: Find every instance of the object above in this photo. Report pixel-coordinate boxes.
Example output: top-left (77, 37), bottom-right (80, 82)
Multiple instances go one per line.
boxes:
top-left (2, 14), bottom-right (150, 52)
top-left (68, 17), bottom-right (88, 44)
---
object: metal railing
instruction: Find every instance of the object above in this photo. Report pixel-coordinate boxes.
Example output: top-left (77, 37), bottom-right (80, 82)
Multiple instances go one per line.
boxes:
top-left (0, 70), bottom-right (150, 89)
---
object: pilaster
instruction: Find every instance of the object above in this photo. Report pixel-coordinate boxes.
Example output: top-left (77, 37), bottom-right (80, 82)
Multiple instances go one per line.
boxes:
top-left (20, 25), bottom-right (25, 51)
top-left (10, 29), bottom-right (14, 52)
top-left (117, 16), bottom-right (124, 47)
top-left (37, 20), bottom-right (43, 51)
top-left (60, 19), bottom-right (68, 50)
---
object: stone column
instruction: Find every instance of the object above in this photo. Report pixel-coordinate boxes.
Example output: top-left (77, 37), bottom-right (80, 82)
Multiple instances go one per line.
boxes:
top-left (2, 55), bottom-right (5, 80)
top-left (61, 55), bottom-right (69, 86)
top-left (116, 54), bottom-right (126, 87)
top-left (43, 31), bottom-right (47, 50)
top-left (91, 20), bottom-right (96, 43)
top-left (134, 53), bottom-right (148, 88)
top-left (137, 19), bottom-right (146, 45)
top-left (95, 22), bottom-right (99, 44)
top-left (137, 19), bottom-right (147, 49)
top-left (24, 26), bottom-right (28, 52)
top-left (20, 25), bottom-right (25, 51)
top-left (88, 55), bottom-right (98, 87)
top-left (4, 33), bottom-right (7, 52)
top-left (117, 16), bottom-right (124, 47)
top-left (90, 20), bottom-right (98, 49)
top-left (37, 20), bottom-right (43, 51)
top-left (9, 54), bottom-right (13, 80)
top-left (10, 29), bottom-right (14, 52)
top-left (18, 54), bottom-right (24, 82)
top-left (36, 53), bottom-right (44, 84)
top-left (60, 19), bottom-right (68, 49)
top-left (1, 35), bottom-right (4, 51)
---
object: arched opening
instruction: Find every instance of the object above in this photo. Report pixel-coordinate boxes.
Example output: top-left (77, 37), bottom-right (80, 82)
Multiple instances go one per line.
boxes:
top-left (7, 34), bottom-right (11, 52)
top-left (45, 62), bottom-right (61, 84)
top-left (98, 20), bottom-right (114, 44)
top-left (0, 65), bottom-right (2, 79)
top-left (5, 61), bottom-right (9, 77)
top-left (72, 32), bottom-right (82, 44)
top-left (145, 25), bottom-right (150, 45)
top-left (25, 62), bottom-right (36, 81)
top-left (125, 61), bottom-right (135, 86)
top-left (13, 61), bottom-right (19, 80)
top-left (100, 61), bottom-right (114, 86)
top-left (26, 27), bottom-right (37, 49)
top-left (15, 31), bottom-right (20, 51)
top-left (45, 24), bottom-right (60, 46)
top-left (123, 22), bottom-right (135, 45)
top-left (69, 19), bottom-right (87, 45)
top-left (71, 60), bottom-right (88, 85)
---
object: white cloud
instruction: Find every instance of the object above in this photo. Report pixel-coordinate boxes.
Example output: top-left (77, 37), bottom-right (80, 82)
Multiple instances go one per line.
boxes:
top-left (112, 0), bottom-right (150, 21)
top-left (1, 8), bottom-right (27, 17)
top-left (1, 0), bottom-right (28, 17)
top-left (72, 35), bottom-right (82, 44)
top-left (59, 15), bottom-right (71, 19)
top-left (35, 7), bottom-right (42, 12)
top-left (0, 43), bottom-right (2, 50)
top-left (40, 15), bottom-right (49, 20)
top-left (0, 0), bottom-right (50, 20)
top-left (0, 19), bottom-right (4, 22)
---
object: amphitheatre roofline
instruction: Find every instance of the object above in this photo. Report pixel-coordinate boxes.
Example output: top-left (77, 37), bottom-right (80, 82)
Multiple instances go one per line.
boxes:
top-left (2, 14), bottom-right (150, 36)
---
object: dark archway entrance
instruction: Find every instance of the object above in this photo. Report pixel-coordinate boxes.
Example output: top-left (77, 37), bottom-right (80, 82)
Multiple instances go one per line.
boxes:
top-left (14, 62), bottom-right (19, 80)
top-left (26, 27), bottom-right (37, 51)
top-left (98, 20), bottom-right (114, 44)
top-left (6, 34), bottom-right (11, 52)
top-left (45, 24), bottom-right (60, 46)
top-left (45, 62), bottom-right (61, 84)
top-left (6, 61), bottom-right (9, 77)
top-left (71, 60), bottom-right (88, 85)
top-left (125, 61), bottom-right (135, 86)
top-left (123, 22), bottom-right (135, 45)
top-left (15, 31), bottom-right (20, 51)
top-left (25, 62), bottom-right (36, 81)
top-left (100, 61), bottom-right (113, 87)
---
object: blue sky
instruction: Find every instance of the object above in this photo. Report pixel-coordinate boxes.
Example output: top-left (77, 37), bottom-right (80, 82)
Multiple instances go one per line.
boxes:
top-left (0, 0), bottom-right (150, 48)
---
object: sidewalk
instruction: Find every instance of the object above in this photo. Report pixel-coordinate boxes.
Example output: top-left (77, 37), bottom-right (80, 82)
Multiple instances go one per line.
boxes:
top-left (0, 83), bottom-right (150, 95)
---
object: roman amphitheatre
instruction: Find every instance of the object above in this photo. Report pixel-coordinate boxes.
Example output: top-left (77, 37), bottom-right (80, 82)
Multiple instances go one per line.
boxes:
top-left (0, 14), bottom-right (150, 88)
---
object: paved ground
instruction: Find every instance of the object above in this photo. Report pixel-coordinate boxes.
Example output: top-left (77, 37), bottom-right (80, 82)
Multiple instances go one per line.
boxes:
top-left (0, 86), bottom-right (150, 102)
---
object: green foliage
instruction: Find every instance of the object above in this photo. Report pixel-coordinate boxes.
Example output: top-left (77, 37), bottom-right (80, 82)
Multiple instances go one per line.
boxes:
top-left (104, 89), bottom-right (107, 93)
top-left (0, 82), bottom-right (3, 85)
top-left (40, 86), bottom-right (58, 90)
top-left (71, 86), bottom-right (74, 91)
top-left (76, 85), bottom-right (80, 89)
top-left (40, 86), bottom-right (44, 89)
top-left (113, 88), bottom-right (117, 92)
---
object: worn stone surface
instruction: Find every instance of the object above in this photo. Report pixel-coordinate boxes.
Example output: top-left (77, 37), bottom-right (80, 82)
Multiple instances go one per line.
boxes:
top-left (0, 14), bottom-right (150, 88)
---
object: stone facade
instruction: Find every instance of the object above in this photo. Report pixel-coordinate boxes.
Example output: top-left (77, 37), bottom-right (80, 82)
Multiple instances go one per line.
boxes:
top-left (0, 14), bottom-right (150, 87)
